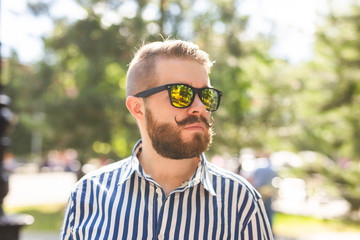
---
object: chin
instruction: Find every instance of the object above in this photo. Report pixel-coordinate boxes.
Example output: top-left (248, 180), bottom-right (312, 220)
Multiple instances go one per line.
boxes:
top-left (182, 132), bottom-right (203, 142)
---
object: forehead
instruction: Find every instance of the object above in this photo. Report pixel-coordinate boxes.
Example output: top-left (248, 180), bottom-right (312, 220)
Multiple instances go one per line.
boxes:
top-left (155, 58), bottom-right (210, 87)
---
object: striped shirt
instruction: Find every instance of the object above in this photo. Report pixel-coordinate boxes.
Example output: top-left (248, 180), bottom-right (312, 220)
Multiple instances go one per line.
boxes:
top-left (60, 140), bottom-right (273, 239)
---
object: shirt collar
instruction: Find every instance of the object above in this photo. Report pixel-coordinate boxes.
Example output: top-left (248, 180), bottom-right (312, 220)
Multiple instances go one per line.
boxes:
top-left (118, 139), bottom-right (216, 196)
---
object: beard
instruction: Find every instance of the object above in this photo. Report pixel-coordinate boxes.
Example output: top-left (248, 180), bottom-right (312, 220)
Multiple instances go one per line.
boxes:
top-left (145, 109), bottom-right (214, 159)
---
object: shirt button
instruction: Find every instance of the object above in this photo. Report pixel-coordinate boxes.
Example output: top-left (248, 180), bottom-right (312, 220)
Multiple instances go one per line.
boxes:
top-left (158, 234), bottom-right (164, 240)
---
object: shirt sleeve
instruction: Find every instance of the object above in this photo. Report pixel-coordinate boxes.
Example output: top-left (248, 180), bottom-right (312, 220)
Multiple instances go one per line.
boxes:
top-left (59, 193), bottom-right (76, 240)
top-left (241, 199), bottom-right (274, 240)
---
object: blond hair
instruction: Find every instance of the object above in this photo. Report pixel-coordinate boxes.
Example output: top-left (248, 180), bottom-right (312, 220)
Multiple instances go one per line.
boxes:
top-left (126, 40), bottom-right (213, 97)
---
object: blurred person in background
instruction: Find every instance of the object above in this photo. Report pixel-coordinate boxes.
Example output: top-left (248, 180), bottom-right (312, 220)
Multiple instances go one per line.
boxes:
top-left (242, 152), bottom-right (277, 229)
top-left (60, 39), bottom-right (273, 239)
top-left (3, 152), bottom-right (17, 173)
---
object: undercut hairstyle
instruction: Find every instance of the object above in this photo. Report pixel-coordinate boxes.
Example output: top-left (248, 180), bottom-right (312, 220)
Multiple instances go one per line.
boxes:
top-left (126, 39), bottom-right (213, 97)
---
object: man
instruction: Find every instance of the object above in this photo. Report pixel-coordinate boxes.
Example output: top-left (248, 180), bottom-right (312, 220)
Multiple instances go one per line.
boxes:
top-left (60, 39), bottom-right (273, 239)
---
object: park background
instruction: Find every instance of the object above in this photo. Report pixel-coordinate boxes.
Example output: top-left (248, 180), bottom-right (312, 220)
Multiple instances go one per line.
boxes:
top-left (1, 0), bottom-right (360, 239)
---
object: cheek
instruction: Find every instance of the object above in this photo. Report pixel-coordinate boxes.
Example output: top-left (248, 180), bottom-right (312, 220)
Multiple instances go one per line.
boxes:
top-left (148, 93), bottom-right (175, 112)
top-left (152, 103), bottom-right (182, 121)
top-left (148, 107), bottom-right (176, 125)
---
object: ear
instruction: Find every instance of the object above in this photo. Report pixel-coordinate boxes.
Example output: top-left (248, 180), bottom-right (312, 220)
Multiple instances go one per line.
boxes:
top-left (126, 96), bottom-right (145, 121)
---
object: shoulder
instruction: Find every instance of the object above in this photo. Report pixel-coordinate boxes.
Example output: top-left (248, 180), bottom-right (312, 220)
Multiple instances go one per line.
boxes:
top-left (206, 161), bottom-right (270, 228)
top-left (71, 156), bottom-right (132, 193)
top-left (206, 161), bottom-right (262, 201)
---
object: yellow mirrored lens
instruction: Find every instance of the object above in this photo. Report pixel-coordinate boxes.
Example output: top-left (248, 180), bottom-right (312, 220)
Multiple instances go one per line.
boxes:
top-left (170, 85), bottom-right (193, 108)
top-left (201, 89), bottom-right (218, 110)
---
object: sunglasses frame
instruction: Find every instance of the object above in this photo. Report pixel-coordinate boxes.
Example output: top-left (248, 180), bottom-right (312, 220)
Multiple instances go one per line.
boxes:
top-left (134, 83), bottom-right (222, 112)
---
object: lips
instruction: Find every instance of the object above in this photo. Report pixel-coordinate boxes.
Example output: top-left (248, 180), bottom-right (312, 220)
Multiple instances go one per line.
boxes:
top-left (184, 123), bottom-right (204, 130)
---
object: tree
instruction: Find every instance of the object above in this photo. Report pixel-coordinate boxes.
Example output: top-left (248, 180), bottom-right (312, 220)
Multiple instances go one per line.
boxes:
top-left (284, 1), bottom-right (360, 218)
top-left (297, 1), bottom-right (360, 160)
top-left (6, 0), bottom-right (307, 163)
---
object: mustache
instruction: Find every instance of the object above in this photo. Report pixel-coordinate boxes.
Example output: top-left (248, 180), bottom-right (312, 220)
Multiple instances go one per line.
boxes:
top-left (175, 115), bottom-right (214, 128)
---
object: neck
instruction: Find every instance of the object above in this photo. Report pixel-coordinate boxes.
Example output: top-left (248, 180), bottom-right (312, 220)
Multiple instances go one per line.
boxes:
top-left (138, 142), bottom-right (200, 196)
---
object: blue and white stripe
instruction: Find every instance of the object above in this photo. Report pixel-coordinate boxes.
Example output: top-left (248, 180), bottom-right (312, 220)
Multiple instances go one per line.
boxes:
top-left (60, 140), bottom-right (273, 239)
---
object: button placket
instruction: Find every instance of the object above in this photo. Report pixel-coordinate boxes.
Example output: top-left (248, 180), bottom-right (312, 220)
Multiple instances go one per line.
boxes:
top-left (154, 190), bottom-right (179, 240)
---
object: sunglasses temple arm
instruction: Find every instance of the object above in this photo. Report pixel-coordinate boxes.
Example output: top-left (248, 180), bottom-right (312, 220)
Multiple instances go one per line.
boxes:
top-left (135, 85), bottom-right (169, 97)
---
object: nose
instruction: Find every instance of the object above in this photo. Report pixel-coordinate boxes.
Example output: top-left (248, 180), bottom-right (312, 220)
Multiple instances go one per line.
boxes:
top-left (187, 94), bottom-right (206, 114)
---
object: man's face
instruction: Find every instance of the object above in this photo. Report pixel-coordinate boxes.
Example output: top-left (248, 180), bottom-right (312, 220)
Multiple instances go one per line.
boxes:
top-left (143, 58), bottom-right (214, 159)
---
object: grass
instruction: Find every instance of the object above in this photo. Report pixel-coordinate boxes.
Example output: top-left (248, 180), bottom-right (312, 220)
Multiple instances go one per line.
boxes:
top-left (4, 204), bottom-right (66, 232)
top-left (4, 205), bottom-right (360, 236)
top-left (273, 212), bottom-right (360, 238)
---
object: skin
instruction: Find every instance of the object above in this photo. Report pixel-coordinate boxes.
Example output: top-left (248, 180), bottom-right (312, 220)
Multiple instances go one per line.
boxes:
top-left (126, 58), bottom-right (212, 195)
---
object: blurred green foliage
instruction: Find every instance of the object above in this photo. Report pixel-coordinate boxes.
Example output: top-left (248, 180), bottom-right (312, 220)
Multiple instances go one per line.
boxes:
top-left (3, 0), bottom-right (360, 204)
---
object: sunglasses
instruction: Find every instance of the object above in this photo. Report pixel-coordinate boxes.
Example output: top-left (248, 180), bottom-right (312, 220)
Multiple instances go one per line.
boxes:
top-left (134, 83), bottom-right (222, 112)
